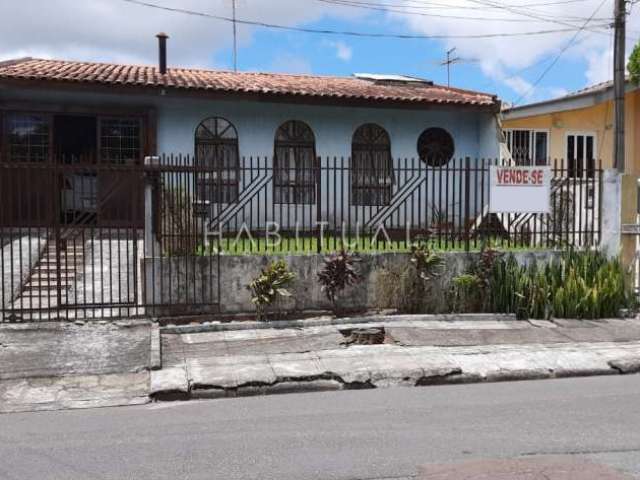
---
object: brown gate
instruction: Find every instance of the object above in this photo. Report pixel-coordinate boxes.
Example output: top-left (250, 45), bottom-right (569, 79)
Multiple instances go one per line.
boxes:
top-left (0, 157), bottom-right (221, 321)
top-left (0, 161), bottom-right (146, 320)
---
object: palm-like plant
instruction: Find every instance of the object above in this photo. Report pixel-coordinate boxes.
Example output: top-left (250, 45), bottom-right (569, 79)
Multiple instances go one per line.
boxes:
top-left (317, 250), bottom-right (362, 315)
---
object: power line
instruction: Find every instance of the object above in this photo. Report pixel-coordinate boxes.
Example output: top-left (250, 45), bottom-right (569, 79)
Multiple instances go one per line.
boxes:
top-left (513, 0), bottom-right (609, 105)
top-left (325, 0), bottom-right (594, 10)
top-left (463, 0), bottom-right (611, 33)
top-left (121, 0), bottom-right (610, 40)
top-left (318, 0), bottom-right (610, 23)
top-left (316, 0), bottom-right (611, 23)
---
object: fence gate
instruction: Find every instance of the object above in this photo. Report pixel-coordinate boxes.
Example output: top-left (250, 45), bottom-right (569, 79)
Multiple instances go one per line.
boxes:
top-left (0, 157), bottom-right (220, 321)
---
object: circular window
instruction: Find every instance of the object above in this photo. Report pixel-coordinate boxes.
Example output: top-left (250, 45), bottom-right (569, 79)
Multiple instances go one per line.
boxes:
top-left (417, 128), bottom-right (455, 167)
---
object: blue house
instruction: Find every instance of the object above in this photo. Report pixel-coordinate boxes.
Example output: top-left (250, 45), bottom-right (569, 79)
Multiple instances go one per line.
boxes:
top-left (0, 36), bottom-right (501, 237)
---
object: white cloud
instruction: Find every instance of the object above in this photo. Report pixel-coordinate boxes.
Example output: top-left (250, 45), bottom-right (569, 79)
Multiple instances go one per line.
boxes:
top-left (502, 75), bottom-right (534, 97)
top-left (388, 0), bottom-right (635, 101)
top-left (323, 40), bottom-right (353, 61)
top-left (585, 47), bottom-right (614, 85)
top-left (0, 0), bottom-right (362, 68)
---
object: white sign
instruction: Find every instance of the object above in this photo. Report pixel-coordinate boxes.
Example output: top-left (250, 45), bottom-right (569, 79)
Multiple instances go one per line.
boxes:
top-left (489, 165), bottom-right (551, 214)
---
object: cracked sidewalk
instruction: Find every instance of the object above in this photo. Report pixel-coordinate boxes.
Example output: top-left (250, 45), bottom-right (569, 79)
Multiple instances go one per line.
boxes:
top-left (0, 320), bottom-right (154, 413)
top-left (151, 317), bottom-right (640, 400)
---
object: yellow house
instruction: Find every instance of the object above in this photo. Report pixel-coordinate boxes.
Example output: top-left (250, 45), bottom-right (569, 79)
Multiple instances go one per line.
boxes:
top-left (502, 80), bottom-right (640, 175)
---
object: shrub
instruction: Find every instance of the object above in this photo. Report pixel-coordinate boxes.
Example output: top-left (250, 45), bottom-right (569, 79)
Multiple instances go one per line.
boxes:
top-left (375, 242), bottom-right (444, 314)
top-left (410, 241), bottom-right (445, 282)
top-left (489, 250), bottom-right (631, 319)
top-left (448, 273), bottom-right (483, 313)
top-left (247, 260), bottom-right (296, 321)
top-left (317, 249), bottom-right (362, 314)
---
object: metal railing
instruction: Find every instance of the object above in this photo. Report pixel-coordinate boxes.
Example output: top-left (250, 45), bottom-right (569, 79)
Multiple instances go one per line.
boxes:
top-left (151, 154), bottom-right (602, 255)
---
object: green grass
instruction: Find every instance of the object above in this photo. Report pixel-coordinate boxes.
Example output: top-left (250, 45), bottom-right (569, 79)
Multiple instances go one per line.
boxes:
top-left (193, 234), bottom-right (550, 256)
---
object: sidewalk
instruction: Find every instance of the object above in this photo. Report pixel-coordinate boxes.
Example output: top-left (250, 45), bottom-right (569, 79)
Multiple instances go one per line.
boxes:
top-left (3, 315), bottom-right (640, 413)
top-left (152, 316), bottom-right (640, 399)
top-left (0, 320), bottom-right (155, 413)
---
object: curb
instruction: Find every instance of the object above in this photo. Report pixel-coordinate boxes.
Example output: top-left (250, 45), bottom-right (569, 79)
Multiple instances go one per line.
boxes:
top-left (151, 363), bottom-right (635, 403)
top-left (160, 313), bottom-right (519, 334)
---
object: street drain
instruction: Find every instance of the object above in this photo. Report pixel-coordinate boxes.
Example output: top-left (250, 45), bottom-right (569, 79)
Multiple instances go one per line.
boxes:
top-left (340, 327), bottom-right (386, 345)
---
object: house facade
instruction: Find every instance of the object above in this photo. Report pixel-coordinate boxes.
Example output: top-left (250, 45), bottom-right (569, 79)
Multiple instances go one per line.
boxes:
top-left (502, 80), bottom-right (640, 175)
top-left (0, 51), bottom-right (501, 234)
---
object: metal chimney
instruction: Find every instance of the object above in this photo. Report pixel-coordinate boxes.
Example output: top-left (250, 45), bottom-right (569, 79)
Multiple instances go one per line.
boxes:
top-left (156, 32), bottom-right (168, 74)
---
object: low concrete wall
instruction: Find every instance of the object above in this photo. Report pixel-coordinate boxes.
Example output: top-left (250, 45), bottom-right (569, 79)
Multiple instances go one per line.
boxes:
top-left (142, 257), bottom-right (220, 316)
top-left (1, 236), bottom-right (47, 310)
top-left (143, 250), bottom-right (558, 316)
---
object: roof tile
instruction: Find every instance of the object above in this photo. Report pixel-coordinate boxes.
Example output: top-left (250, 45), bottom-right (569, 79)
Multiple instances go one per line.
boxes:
top-left (0, 58), bottom-right (498, 108)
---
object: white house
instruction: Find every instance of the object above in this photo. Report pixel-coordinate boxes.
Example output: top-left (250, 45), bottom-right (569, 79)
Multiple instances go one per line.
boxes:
top-left (0, 35), bottom-right (501, 237)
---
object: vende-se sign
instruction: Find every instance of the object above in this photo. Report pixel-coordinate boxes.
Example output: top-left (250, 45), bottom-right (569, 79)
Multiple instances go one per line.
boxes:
top-left (489, 165), bottom-right (551, 214)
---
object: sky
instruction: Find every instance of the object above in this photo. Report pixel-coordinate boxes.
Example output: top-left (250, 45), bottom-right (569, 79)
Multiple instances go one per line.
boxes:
top-left (0, 0), bottom-right (638, 106)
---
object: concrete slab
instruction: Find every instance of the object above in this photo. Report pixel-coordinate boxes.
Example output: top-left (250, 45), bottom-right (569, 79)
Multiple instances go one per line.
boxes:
top-left (317, 347), bottom-right (376, 384)
top-left (188, 354), bottom-right (277, 388)
top-left (0, 320), bottom-right (152, 380)
top-left (609, 357), bottom-right (640, 374)
top-left (553, 319), bottom-right (601, 328)
top-left (0, 372), bottom-right (149, 413)
top-left (150, 366), bottom-right (189, 395)
top-left (387, 327), bottom-right (570, 347)
top-left (559, 324), bottom-right (640, 343)
top-left (268, 351), bottom-right (324, 378)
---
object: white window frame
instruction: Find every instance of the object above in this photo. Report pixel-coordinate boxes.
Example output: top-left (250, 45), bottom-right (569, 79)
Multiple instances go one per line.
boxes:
top-left (565, 131), bottom-right (597, 178)
top-left (504, 128), bottom-right (550, 166)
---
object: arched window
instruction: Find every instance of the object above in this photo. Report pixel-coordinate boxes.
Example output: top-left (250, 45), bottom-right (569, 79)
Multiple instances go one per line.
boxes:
top-left (195, 117), bottom-right (239, 203)
top-left (417, 127), bottom-right (455, 167)
top-left (351, 123), bottom-right (393, 206)
top-left (274, 120), bottom-right (316, 204)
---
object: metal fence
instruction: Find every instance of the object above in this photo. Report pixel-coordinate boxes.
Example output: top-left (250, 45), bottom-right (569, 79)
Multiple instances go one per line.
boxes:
top-left (151, 154), bottom-right (602, 255)
top-left (0, 154), bottom-right (602, 321)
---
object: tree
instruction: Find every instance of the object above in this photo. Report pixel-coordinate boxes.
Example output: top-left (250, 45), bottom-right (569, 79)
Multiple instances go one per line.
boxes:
top-left (628, 40), bottom-right (640, 85)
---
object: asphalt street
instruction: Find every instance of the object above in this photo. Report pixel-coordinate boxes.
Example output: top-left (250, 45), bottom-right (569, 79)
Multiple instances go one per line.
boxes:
top-left (1, 375), bottom-right (640, 479)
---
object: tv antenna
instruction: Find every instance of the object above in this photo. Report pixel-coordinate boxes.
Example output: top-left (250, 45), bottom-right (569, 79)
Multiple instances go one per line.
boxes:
top-left (438, 47), bottom-right (478, 87)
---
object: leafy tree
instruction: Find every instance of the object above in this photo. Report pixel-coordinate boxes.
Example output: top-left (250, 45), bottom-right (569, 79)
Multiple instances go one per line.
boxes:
top-left (628, 40), bottom-right (640, 85)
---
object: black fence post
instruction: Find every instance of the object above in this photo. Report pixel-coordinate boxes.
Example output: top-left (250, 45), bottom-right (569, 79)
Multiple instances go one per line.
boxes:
top-left (464, 156), bottom-right (471, 252)
top-left (316, 156), bottom-right (322, 254)
top-left (53, 159), bottom-right (63, 310)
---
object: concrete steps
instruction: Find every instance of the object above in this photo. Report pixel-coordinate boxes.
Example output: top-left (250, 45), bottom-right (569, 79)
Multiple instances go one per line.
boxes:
top-left (12, 237), bottom-right (86, 309)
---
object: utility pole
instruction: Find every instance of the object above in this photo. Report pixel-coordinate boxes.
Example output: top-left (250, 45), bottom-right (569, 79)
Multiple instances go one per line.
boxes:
top-left (232, 0), bottom-right (238, 71)
top-left (613, 0), bottom-right (626, 172)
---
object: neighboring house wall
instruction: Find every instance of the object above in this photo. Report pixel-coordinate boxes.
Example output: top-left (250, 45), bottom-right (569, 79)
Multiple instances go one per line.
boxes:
top-left (503, 90), bottom-right (640, 174)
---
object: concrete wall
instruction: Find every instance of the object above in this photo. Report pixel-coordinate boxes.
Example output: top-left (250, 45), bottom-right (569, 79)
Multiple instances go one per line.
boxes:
top-left (143, 250), bottom-right (557, 316)
top-left (1, 236), bottom-right (47, 311)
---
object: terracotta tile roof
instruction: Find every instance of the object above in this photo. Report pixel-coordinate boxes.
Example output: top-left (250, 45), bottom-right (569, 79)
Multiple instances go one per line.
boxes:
top-left (0, 58), bottom-right (498, 109)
